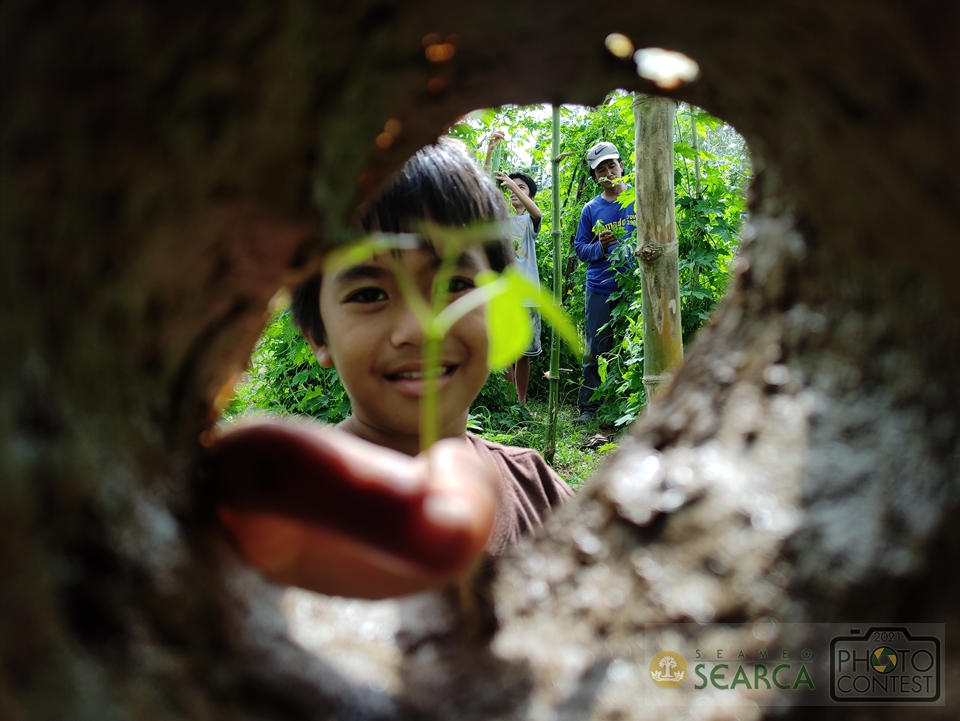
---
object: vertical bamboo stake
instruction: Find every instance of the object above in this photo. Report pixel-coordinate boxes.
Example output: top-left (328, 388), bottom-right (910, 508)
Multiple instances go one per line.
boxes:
top-left (690, 104), bottom-right (701, 199)
top-left (632, 94), bottom-right (683, 400)
top-left (689, 104), bottom-right (703, 288)
top-left (545, 105), bottom-right (562, 464)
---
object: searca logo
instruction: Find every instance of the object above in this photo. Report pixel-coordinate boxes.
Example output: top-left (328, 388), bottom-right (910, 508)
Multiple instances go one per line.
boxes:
top-left (650, 648), bottom-right (816, 692)
top-left (649, 651), bottom-right (688, 688)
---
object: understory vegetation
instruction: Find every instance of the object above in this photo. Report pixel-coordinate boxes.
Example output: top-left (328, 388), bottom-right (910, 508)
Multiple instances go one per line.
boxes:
top-left (224, 94), bottom-right (749, 485)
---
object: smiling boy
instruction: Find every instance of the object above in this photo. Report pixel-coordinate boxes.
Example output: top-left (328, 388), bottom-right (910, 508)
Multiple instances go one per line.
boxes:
top-left (312, 243), bottom-right (492, 457)
top-left (209, 141), bottom-right (571, 600)
top-left (289, 139), bottom-right (572, 553)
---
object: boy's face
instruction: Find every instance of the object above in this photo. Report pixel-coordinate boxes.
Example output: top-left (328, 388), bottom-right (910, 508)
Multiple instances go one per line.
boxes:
top-left (593, 158), bottom-right (623, 185)
top-left (510, 178), bottom-right (530, 210)
top-left (313, 246), bottom-right (491, 446)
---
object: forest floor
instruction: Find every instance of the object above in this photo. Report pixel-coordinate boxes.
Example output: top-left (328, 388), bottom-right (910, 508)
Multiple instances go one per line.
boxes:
top-left (471, 399), bottom-right (624, 490)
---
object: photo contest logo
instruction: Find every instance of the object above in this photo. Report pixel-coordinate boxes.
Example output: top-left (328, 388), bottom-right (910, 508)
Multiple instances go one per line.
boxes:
top-left (831, 626), bottom-right (941, 703)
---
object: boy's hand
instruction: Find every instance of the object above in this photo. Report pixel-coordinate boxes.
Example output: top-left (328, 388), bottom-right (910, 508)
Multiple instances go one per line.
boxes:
top-left (486, 130), bottom-right (505, 153)
top-left (204, 420), bottom-right (498, 599)
top-left (493, 171), bottom-right (518, 194)
top-left (599, 229), bottom-right (618, 252)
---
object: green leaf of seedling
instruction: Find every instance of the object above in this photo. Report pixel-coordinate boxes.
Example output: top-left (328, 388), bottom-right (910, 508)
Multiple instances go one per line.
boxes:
top-left (432, 281), bottom-right (496, 336)
top-left (477, 270), bottom-right (532, 369)
top-left (323, 233), bottom-right (421, 278)
top-left (502, 267), bottom-right (583, 358)
top-left (598, 355), bottom-right (608, 384)
top-left (416, 220), bottom-right (515, 255)
top-left (392, 255), bottom-right (435, 332)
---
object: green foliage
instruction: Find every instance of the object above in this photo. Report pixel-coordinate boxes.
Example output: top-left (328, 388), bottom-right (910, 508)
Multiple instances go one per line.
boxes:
top-left (223, 308), bottom-right (351, 423)
top-left (468, 372), bottom-right (528, 434)
top-left (673, 107), bottom-right (748, 340)
top-left (475, 398), bottom-right (618, 489)
top-left (452, 96), bottom-right (749, 428)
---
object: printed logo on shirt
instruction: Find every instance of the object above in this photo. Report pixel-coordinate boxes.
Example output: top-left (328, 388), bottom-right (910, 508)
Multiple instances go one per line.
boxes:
top-left (512, 232), bottom-right (530, 261)
top-left (595, 214), bottom-right (637, 237)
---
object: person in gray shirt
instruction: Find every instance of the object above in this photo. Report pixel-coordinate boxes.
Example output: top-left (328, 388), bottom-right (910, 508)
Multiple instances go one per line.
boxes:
top-left (484, 132), bottom-right (545, 408)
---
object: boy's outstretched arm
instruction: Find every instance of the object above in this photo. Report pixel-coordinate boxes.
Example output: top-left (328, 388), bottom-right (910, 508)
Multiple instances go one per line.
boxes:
top-left (203, 420), bottom-right (498, 599)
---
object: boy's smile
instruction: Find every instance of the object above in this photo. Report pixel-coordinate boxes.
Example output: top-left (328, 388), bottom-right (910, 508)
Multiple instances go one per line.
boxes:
top-left (313, 245), bottom-right (491, 456)
top-left (385, 361), bottom-right (458, 396)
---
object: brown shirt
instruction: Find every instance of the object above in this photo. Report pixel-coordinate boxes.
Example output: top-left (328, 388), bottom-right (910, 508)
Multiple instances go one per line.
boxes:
top-left (466, 434), bottom-right (574, 554)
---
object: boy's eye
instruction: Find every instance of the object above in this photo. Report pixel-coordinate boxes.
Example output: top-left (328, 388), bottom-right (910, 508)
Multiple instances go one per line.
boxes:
top-left (345, 287), bottom-right (388, 304)
top-left (447, 276), bottom-right (476, 294)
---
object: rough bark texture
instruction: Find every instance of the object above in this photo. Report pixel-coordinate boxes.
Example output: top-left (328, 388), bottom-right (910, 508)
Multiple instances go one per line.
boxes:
top-left (632, 95), bottom-right (683, 399)
top-left (2, 1), bottom-right (959, 719)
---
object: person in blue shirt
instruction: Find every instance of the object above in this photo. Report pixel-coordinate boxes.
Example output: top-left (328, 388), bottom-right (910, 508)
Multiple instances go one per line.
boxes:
top-left (572, 142), bottom-right (636, 424)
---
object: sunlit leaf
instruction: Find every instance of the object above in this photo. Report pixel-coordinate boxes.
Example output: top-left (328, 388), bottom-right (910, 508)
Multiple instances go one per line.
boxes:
top-left (415, 219), bottom-right (513, 254)
top-left (501, 267), bottom-right (584, 357)
top-left (477, 270), bottom-right (532, 369)
top-left (432, 283), bottom-right (497, 336)
top-left (323, 233), bottom-right (420, 278)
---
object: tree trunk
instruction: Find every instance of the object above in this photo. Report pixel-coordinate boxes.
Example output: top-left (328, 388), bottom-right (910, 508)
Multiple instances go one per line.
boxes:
top-left (632, 95), bottom-right (684, 400)
top-left (2, 1), bottom-right (959, 720)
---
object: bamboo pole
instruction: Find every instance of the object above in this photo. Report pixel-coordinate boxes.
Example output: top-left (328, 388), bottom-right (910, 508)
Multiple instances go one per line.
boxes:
top-left (545, 105), bottom-right (562, 464)
top-left (690, 104), bottom-right (701, 199)
top-left (632, 95), bottom-right (683, 400)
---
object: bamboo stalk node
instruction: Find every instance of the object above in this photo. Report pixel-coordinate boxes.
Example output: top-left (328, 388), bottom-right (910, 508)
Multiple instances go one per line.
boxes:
top-left (642, 372), bottom-right (675, 400)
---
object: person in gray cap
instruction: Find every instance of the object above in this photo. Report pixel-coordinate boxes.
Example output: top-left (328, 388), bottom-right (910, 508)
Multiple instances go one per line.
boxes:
top-left (572, 141), bottom-right (637, 424)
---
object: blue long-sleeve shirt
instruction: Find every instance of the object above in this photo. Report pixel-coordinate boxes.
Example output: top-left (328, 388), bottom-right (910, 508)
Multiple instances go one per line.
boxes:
top-left (574, 192), bottom-right (637, 295)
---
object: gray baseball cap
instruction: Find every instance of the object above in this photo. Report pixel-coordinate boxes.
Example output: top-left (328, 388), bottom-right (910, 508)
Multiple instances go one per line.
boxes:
top-left (587, 141), bottom-right (621, 169)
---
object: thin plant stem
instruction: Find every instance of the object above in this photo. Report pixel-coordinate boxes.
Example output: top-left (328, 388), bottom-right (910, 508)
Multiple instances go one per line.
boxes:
top-left (419, 242), bottom-right (459, 453)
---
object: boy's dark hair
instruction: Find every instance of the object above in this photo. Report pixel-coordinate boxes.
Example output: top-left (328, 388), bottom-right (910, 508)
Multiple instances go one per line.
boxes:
top-left (291, 138), bottom-right (512, 345)
top-left (508, 171), bottom-right (537, 198)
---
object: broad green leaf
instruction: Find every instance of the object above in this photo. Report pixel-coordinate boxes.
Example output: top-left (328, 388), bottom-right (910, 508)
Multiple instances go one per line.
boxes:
top-left (502, 267), bottom-right (584, 357)
top-left (477, 270), bottom-right (531, 369)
